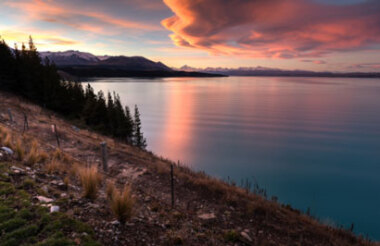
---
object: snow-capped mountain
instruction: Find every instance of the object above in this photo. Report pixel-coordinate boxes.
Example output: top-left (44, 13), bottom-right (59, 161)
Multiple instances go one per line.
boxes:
top-left (40, 50), bottom-right (172, 71)
top-left (40, 50), bottom-right (100, 66)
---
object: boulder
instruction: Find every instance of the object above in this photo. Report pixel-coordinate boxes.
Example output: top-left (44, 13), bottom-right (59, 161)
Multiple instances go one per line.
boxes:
top-left (241, 231), bottom-right (253, 242)
top-left (36, 196), bottom-right (54, 203)
top-left (198, 212), bottom-right (216, 220)
top-left (50, 206), bottom-right (60, 213)
top-left (1, 147), bottom-right (14, 155)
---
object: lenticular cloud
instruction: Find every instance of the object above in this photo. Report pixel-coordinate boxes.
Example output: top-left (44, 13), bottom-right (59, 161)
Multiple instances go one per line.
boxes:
top-left (162, 0), bottom-right (380, 58)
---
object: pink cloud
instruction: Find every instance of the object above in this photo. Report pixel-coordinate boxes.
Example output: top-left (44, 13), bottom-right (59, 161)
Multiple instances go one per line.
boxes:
top-left (162, 0), bottom-right (380, 59)
top-left (6, 0), bottom-right (161, 34)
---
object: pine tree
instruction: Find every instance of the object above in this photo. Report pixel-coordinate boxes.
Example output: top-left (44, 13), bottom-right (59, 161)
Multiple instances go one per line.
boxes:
top-left (124, 105), bottom-right (134, 144)
top-left (133, 105), bottom-right (146, 149)
top-left (0, 36), bottom-right (147, 146)
top-left (0, 38), bottom-right (15, 89)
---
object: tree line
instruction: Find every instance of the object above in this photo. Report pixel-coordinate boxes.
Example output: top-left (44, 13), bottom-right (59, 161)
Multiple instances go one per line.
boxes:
top-left (0, 36), bottom-right (146, 148)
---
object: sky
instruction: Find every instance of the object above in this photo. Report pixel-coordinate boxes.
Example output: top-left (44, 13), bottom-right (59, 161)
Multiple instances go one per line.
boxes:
top-left (0, 0), bottom-right (380, 72)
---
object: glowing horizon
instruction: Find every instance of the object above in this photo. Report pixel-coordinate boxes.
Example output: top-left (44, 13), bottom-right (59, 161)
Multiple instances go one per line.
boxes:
top-left (1, 0), bottom-right (380, 72)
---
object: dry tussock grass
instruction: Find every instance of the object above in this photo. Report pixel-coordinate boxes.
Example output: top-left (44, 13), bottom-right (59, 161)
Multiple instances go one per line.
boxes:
top-left (110, 185), bottom-right (134, 224)
top-left (14, 138), bottom-right (25, 161)
top-left (78, 166), bottom-right (102, 200)
top-left (25, 140), bottom-right (48, 166)
top-left (3, 132), bottom-right (13, 149)
top-left (45, 158), bottom-right (64, 174)
top-left (0, 127), bottom-right (13, 148)
top-left (52, 148), bottom-right (72, 164)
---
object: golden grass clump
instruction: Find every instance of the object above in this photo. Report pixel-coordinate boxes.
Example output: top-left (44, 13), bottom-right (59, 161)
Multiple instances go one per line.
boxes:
top-left (78, 166), bottom-right (102, 200)
top-left (110, 185), bottom-right (134, 224)
top-left (0, 126), bottom-right (10, 146)
top-left (106, 181), bottom-right (116, 200)
top-left (69, 162), bottom-right (80, 178)
top-left (3, 132), bottom-right (13, 149)
top-left (46, 158), bottom-right (63, 174)
top-left (25, 140), bottom-right (48, 166)
top-left (15, 139), bottom-right (25, 161)
top-left (52, 148), bottom-right (64, 160)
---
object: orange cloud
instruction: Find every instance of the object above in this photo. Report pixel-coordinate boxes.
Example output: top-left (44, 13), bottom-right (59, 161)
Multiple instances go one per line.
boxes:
top-left (0, 29), bottom-right (80, 47)
top-left (5, 0), bottom-right (161, 34)
top-left (162, 0), bottom-right (380, 59)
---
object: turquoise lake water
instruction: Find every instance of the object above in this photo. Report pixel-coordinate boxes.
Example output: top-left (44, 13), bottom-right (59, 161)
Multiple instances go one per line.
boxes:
top-left (87, 76), bottom-right (380, 239)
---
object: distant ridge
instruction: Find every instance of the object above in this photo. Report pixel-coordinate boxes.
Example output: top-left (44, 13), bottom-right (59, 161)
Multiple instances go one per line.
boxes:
top-left (40, 50), bottom-right (171, 71)
top-left (180, 65), bottom-right (380, 78)
top-left (39, 50), bottom-right (225, 78)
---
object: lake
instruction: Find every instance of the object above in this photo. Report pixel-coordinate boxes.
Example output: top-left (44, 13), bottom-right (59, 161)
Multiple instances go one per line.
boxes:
top-left (86, 76), bottom-right (380, 239)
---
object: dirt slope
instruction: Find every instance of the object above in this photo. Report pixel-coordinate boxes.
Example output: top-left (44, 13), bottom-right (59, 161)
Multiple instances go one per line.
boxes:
top-left (0, 91), bottom-right (376, 246)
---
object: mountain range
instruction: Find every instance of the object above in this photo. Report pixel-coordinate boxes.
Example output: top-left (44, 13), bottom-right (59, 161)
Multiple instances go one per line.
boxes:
top-left (180, 65), bottom-right (380, 78)
top-left (38, 51), bottom-right (379, 78)
top-left (40, 50), bottom-right (172, 71)
top-left (39, 50), bottom-right (223, 78)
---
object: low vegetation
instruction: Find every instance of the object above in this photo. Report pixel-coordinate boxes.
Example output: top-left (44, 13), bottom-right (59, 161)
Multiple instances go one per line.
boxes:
top-left (0, 162), bottom-right (100, 246)
top-left (24, 140), bottom-right (48, 166)
top-left (78, 166), bottom-right (102, 200)
top-left (110, 185), bottom-right (134, 224)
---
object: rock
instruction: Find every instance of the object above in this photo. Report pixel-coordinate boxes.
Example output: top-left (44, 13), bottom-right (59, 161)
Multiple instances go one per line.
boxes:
top-left (1, 147), bottom-right (14, 155)
top-left (72, 125), bottom-right (80, 132)
top-left (241, 231), bottom-right (252, 242)
top-left (10, 166), bottom-right (26, 175)
top-left (110, 220), bottom-right (120, 226)
top-left (198, 213), bottom-right (216, 220)
top-left (50, 206), bottom-right (60, 213)
top-left (36, 196), bottom-right (54, 203)
top-left (144, 196), bottom-right (151, 202)
top-left (88, 203), bottom-right (100, 209)
top-left (57, 182), bottom-right (67, 190)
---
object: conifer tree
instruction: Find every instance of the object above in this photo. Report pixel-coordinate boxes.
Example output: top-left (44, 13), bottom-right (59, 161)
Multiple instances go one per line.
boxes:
top-left (0, 37), bottom-right (146, 146)
top-left (124, 105), bottom-right (134, 144)
top-left (133, 105), bottom-right (147, 149)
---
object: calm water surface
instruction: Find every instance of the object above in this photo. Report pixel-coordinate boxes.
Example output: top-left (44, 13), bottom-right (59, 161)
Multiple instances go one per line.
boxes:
top-left (87, 77), bottom-right (380, 239)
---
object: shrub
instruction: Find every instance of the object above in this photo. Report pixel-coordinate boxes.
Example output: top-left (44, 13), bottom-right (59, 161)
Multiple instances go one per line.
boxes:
top-left (78, 166), bottom-right (102, 200)
top-left (110, 185), bottom-right (134, 224)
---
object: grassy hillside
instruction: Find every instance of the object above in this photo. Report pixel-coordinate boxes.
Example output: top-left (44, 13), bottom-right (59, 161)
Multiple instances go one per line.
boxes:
top-left (0, 91), bottom-right (377, 245)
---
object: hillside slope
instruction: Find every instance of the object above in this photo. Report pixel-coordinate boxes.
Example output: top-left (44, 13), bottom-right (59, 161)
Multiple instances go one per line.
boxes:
top-left (0, 91), bottom-right (376, 246)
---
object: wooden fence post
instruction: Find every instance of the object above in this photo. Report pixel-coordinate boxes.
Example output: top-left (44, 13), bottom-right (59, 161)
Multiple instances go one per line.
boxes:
top-left (171, 164), bottom-right (174, 208)
top-left (23, 113), bottom-right (29, 133)
top-left (7, 108), bottom-right (13, 123)
top-left (100, 142), bottom-right (108, 172)
top-left (51, 124), bottom-right (60, 147)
